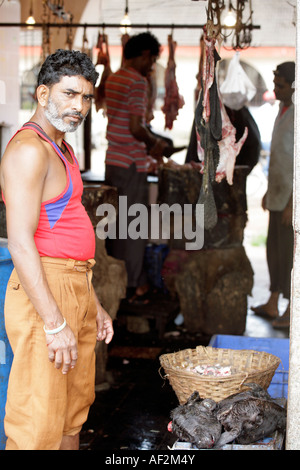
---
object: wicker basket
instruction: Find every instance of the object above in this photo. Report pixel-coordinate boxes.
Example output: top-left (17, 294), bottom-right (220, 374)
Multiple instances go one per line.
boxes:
top-left (159, 346), bottom-right (281, 404)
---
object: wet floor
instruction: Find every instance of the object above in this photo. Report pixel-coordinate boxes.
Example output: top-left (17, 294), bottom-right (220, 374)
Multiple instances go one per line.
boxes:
top-left (79, 317), bottom-right (211, 451)
top-left (79, 356), bottom-right (178, 451)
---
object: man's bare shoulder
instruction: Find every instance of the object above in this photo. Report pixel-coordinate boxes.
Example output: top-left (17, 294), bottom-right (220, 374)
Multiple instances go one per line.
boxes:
top-left (5, 128), bottom-right (47, 156)
top-left (0, 129), bottom-right (49, 191)
top-left (2, 129), bottom-right (49, 171)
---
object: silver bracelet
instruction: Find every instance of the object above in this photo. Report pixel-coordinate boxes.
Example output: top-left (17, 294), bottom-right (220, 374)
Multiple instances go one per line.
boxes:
top-left (43, 318), bottom-right (67, 335)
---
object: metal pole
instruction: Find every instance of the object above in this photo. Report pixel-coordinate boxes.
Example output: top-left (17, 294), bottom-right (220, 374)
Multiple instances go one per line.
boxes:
top-left (0, 22), bottom-right (206, 29)
top-left (286, 0), bottom-right (300, 451)
top-left (0, 22), bottom-right (260, 30)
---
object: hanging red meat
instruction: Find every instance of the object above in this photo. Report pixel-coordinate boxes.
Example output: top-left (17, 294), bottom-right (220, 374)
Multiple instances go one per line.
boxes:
top-left (121, 33), bottom-right (130, 68)
top-left (161, 34), bottom-right (185, 130)
top-left (146, 66), bottom-right (157, 124)
top-left (95, 33), bottom-right (112, 114)
top-left (194, 35), bottom-right (205, 105)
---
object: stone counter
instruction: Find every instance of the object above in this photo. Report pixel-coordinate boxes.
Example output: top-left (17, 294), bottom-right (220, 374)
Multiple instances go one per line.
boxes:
top-left (158, 166), bottom-right (254, 335)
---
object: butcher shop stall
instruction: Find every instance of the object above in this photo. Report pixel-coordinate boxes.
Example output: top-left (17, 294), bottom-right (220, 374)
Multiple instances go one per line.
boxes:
top-left (0, 0), bottom-right (297, 453)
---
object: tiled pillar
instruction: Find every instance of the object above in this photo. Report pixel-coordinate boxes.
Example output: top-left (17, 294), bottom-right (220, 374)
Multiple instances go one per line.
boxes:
top-left (286, 0), bottom-right (300, 450)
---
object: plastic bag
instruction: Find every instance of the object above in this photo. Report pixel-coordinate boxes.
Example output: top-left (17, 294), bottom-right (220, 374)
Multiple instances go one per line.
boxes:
top-left (219, 52), bottom-right (256, 110)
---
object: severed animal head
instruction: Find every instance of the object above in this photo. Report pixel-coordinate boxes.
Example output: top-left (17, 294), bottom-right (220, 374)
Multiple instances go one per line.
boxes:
top-left (169, 391), bottom-right (222, 449)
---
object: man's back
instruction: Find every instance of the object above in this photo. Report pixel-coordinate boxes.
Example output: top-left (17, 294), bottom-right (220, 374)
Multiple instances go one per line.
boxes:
top-left (105, 67), bottom-right (148, 172)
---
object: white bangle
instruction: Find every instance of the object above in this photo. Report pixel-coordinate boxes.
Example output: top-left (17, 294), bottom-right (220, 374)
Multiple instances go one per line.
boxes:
top-left (43, 318), bottom-right (67, 335)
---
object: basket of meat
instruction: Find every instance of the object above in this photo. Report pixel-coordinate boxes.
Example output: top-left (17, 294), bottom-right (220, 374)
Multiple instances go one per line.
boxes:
top-left (159, 346), bottom-right (281, 404)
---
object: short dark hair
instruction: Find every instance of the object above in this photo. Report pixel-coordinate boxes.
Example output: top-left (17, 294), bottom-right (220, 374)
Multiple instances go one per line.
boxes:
top-left (37, 49), bottom-right (99, 87)
top-left (274, 62), bottom-right (295, 86)
top-left (123, 32), bottom-right (161, 60)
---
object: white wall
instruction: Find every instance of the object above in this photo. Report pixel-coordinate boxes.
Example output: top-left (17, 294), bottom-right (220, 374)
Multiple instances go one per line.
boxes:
top-left (0, 0), bottom-right (20, 157)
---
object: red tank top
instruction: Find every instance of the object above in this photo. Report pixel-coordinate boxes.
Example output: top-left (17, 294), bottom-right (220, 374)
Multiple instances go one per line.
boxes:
top-left (5, 122), bottom-right (95, 260)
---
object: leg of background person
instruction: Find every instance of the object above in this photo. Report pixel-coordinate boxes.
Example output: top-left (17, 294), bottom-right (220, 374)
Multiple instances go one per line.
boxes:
top-left (272, 215), bottom-right (294, 328)
top-left (126, 167), bottom-right (149, 294)
top-left (251, 211), bottom-right (280, 318)
top-left (279, 217), bottom-right (294, 302)
top-left (105, 164), bottom-right (149, 298)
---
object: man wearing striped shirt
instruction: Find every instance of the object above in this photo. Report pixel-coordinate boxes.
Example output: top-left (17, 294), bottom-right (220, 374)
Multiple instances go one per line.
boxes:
top-left (105, 32), bottom-right (167, 303)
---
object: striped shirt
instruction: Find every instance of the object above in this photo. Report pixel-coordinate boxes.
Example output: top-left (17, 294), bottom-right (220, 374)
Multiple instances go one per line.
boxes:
top-left (105, 67), bottom-right (148, 172)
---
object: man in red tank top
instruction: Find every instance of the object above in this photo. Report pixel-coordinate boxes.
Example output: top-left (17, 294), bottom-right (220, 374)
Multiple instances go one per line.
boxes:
top-left (0, 49), bottom-right (113, 450)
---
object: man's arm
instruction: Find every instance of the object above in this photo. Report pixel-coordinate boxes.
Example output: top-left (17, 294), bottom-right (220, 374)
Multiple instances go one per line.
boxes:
top-left (1, 137), bottom-right (77, 374)
top-left (129, 114), bottom-right (167, 159)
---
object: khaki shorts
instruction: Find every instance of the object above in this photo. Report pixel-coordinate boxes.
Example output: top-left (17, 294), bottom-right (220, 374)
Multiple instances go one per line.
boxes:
top-left (4, 257), bottom-right (97, 450)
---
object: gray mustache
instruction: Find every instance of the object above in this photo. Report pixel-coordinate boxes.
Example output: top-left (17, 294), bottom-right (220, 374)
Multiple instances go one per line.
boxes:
top-left (63, 112), bottom-right (84, 119)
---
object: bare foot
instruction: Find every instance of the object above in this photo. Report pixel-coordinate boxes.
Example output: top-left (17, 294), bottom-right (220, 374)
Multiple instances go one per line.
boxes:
top-left (128, 284), bottom-right (151, 304)
top-left (135, 283), bottom-right (150, 297)
top-left (251, 292), bottom-right (280, 319)
top-left (272, 304), bottom-right (290, 329)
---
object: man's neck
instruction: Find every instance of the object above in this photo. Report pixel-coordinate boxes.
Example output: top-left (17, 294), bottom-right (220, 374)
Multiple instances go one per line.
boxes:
top-left (30, 110), bottom-right (65, 147)
top-left (123, 57), bottom-right (143, 75)
top-left (282, 98), bottom-right (293, 107)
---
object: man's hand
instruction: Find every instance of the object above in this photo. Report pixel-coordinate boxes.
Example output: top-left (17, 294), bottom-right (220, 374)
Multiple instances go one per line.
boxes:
top-left (146, 156), bottom-right (160, 174)
top-left (94, 291), bottom-right (114, 344)
top-left (46, 324), bottom-right (78, 375)
top-left (149, 138), bottom-right (168, 159)
top-left (96, 306), bottom-right (114, 344)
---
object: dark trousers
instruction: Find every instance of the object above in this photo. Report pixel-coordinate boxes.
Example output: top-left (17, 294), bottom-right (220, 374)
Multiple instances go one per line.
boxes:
top-left (105, 164), bottom-right (149, 288)
top-left (266, 210), bottom-right (294, 299)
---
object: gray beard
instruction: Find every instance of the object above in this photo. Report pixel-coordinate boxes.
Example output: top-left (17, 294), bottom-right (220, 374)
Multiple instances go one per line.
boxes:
top-left (44, 97), bottom-right (86, 133)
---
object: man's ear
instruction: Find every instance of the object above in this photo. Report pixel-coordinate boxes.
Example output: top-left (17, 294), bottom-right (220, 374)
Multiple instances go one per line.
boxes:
top-left (36, 84), bottom-right (50, 107)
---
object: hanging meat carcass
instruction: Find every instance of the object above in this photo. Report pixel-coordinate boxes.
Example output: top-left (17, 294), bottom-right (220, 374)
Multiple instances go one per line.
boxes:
top-left (194, 35), bottom-right (205, 106)
top-left (95, 33), bottom-right (112, 114)
top-left (161, 34), bottom-right (185, 130)
top-left (146, 66), bottom-right (158, 124)
top-left (194, 29), bottom-right (248, 229)
top-left (195, 30), bottom-right (222, 230)
top-left (121, 33), bottom-right (130, 68)
top-left (82, 26), bottom-right (90, 56)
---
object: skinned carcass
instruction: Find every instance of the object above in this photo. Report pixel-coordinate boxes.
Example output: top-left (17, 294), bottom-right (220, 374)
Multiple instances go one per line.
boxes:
top-left (215, 98), bottom-right (248, 185)
top-left (95, 33), bottom-right (112, 114)
top-left (161, 34), bottom-right (185, 130)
